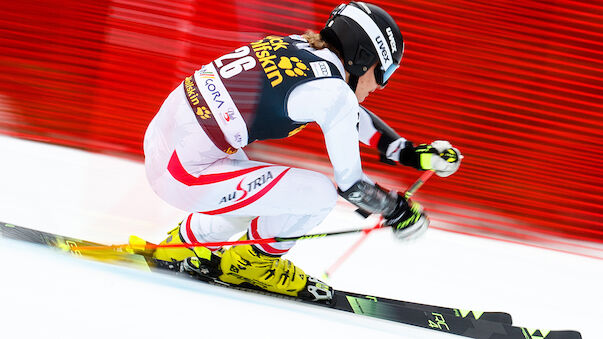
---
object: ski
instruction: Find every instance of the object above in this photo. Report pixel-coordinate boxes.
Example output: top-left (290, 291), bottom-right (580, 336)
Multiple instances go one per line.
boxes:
top-left (334, 290), bottom-right (511, 324)
top-left (0, 222), bottom-right (581, 339)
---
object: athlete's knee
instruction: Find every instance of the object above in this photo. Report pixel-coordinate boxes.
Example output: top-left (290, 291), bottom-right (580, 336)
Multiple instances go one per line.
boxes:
top-left (318, 173), bottom-right (338, 209)
top-left (296, 170), bottom-right (337, 211)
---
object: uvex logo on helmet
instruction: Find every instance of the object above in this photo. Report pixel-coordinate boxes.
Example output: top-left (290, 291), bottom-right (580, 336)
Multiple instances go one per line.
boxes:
top-left (386, 27), bottom-right (397, 53)
top-left (375, 35), bottom-right (390, 63)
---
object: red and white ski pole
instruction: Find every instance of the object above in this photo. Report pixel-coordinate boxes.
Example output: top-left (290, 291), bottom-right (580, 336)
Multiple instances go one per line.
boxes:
top-left (323, 170), bottom-right (434, 278)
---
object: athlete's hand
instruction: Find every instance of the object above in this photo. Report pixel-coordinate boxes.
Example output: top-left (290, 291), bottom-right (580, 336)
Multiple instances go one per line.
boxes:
top-left (399, 140), bottom-right (462, 177)
top-left (384, 195), bottom-right (429, 241)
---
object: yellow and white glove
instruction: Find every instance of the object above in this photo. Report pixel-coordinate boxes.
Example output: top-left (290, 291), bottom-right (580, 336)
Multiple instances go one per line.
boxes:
top-left (399, 140), bottom-right (462, 177)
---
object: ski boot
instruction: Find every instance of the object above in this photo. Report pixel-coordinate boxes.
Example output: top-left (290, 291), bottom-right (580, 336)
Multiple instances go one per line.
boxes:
top-left (218, 242), bottom-right (333, 301)
top-left (151, 225), bottom-right (220, 276)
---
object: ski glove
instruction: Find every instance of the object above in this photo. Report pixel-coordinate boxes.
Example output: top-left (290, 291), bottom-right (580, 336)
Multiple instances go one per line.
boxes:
top-left (384, 195), bottom-right (429, 241)
top-left (399, 140), bottom-right (462, 177)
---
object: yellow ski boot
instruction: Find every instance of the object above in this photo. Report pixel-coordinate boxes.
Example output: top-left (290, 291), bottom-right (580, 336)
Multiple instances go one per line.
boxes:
top-left (152, 225), bottom-right (220, 277)
top-left (218, 243), bottom-right (333, 301)
top-left (153, 226), bottom-right (209, 261)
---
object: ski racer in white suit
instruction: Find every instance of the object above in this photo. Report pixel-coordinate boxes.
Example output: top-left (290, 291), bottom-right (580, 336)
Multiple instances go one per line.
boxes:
top-left (143, 2), bottom-right (461, 301)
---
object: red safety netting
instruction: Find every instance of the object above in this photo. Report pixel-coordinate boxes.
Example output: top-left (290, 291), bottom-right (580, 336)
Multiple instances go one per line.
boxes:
top-left (1, 0), bottom-right (601, 250)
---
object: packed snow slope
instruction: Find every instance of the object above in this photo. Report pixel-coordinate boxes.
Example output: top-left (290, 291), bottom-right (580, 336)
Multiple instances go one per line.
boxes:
top-left (0, 136), bottom-right (600, 338)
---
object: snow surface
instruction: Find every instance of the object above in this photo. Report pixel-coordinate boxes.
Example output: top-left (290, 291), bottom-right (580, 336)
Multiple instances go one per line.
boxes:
top-left (0, 135), bottom-right (601, 339)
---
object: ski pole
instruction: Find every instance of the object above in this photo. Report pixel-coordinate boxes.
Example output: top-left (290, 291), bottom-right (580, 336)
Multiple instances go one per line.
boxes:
top-left (323, 170), bottom-right (434, 278)
top-left (73, 225), bottom-right (401, 252)
top-left (72, 171), bottom-right (435, 252)
top-left (323, 217), bottom-right (382, 279)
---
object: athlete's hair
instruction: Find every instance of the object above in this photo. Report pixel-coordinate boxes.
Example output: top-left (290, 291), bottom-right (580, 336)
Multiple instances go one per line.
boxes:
top-left (302, 30), bottom-right (342, 59)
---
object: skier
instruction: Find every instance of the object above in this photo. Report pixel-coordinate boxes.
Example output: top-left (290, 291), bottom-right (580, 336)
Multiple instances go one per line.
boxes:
top-left (143, 2), bottom-right (461, 301)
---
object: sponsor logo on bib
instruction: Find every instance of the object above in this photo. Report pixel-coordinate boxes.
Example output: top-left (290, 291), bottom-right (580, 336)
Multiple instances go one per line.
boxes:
top-left (250, 36), bottom-right (310, 87)
top-left (310, 61), bottom-right (332, 78)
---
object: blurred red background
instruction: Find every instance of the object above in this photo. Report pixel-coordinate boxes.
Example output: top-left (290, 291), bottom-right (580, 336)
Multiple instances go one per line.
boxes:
top-left (1, 1), bottom-right (601, 251)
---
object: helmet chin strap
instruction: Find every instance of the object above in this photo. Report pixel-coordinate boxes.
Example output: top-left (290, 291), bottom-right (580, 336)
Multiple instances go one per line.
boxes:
top-left (348, 74), bottom-right (359, 92)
